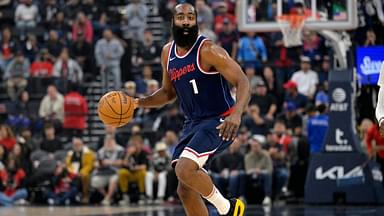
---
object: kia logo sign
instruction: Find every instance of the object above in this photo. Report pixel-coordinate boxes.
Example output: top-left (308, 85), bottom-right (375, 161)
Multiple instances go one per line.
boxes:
top-left (332, 88), bottom-right (346, 103)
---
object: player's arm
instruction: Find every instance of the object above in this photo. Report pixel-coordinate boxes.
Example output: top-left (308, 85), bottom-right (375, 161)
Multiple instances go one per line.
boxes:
top-left (200, 41), bottom-right (251, 141)
top-left (134, 43), bottom-right (177, 108)
top-left (376, 63), bottom-right (384, 136)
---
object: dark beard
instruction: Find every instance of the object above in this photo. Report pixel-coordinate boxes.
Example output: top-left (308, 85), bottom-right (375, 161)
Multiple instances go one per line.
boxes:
top-left (172, 24), bottom-right (199, 48)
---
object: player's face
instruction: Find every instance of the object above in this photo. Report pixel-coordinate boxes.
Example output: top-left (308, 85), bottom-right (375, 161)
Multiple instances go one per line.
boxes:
top-left (172, 4), bottom-right (199, 48)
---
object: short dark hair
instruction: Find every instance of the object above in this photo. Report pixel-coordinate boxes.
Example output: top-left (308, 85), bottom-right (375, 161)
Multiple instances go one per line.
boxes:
top-left (172, 3), bottom-right (198, 18)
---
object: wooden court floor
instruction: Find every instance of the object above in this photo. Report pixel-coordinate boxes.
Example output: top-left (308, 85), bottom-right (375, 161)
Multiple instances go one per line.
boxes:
top-left (0, 205), bottom-right (383, 216)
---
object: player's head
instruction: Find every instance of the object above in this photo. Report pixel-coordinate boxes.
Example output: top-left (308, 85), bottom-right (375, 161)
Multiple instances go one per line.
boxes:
top-left (171, 3), bottom-right (199, 48)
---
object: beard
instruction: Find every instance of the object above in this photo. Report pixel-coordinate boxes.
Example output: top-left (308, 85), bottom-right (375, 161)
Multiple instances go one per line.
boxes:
top-left (172, 23), bottom-right (199, 48)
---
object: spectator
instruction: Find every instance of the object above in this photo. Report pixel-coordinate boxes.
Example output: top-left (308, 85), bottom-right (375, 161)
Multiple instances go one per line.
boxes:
top-left (63, 0), bottom-right (82, 26)
top-left (276, 102), bottom-right (303, 134)
top-left (30, 49), bottom-right (54, 78)
top-left (38, 85), bottom-right (64, 126)
top-left (63, 84), bottom-right (88, 140)
top-left (318, 56), bottom-right (331, 85)
top-left (7, 92), bottom-right (34, 135)
top-left (264, 126), bottom-right (289, 198)
top-left (14, 0), bottom-right (39, 36)
top-left (92, 12), bottom-right (110, 41)
top-left (95, 29), bottom-right (124, 93)
top-left (302, 31), bottom-right (324, 64)
top-left (43, 161), bottom-right (79, 205)
top-left (45, 30), bottom-right (65, 59)
top-left (22, 34), bottom-right (40, 63)
top-left (244, 135), bottom-right (273, 205)
top-left (4, 51), bottom-right (30, 101)
top-left (119, 135), bottom-right (148, 205)
top-left (307, 104), bottom-right (328, 153)
top-left (217, 19), bottom-right (238, 59)
top-left (41, 0), bottom-right (60, 27)
top-left (0, 145), bottom-right (6, 167)
top-left (91, 135), bottom-right (124, 206)
top-left (53, 48), bottom-right (83, 93)
top-left (153, 104), bottom-right (184, 136)
top-left (244, 65), bottom-right (263, 90)
top-left (136, 29), bottom-right (161, 66)
top-left (237, 32), bottom-right (267, 71)
top-left (48, 11), bottom-right (71, 40)
top-left (283, 80), bottom-right (308, 114)
top-left (70, 31), bottom-right (93, 76)
top-left (0, 124), bottom-right (16, 151)
top-left (145, 142), bottom-right (170, 203)
top-left (263, 66), bottom-right (284, 109)
top-left (211, 138), bottom-right (245, 199)
top-left (364, 28), bottom-right (377, 47)
top-left (124, 81), bottom-right (138, 97)
top-left (123, 0), bottom-right (148, 41)
top-left (0, 154), bottom-right (28, 206)
top-left (96, 125), bottom-right (125, 151)
top-left (243, 104), bottom-right (270, 136)
top-left (0, 27), bottom-right (17, 72)
top-left (250, 80), bottom-right (277, 121)
top-left (214, 2), bottom-right (237, 34)
top-left (195, 0), bottom-right (214, 29)
top-left (17, 127), bottom-right (39, 168)
top-left (81, 0), bottom-right (102, 21)
top-left (66, 137), bottom-right (95, 204)
top-left (198, 18), bottom-right (217, 42)
top-left (290, 56), bottom-right (319, 99)
top-left (40, 123), bottom-right (62, 154)
top-left (162, 130), bottom-right (178, 156)
top-left (72, 11), bottom-right (93, 43)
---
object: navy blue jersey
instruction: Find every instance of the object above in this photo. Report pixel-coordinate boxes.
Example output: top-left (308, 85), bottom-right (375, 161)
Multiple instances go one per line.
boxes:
top-left (167, 35), bottom-right (235, 121)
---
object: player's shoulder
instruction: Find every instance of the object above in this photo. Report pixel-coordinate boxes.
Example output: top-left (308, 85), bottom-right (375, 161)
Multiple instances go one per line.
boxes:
top-left (200, 39), bottom-right (229, 61)
top-left (162, 42), bottom-right (173, 53)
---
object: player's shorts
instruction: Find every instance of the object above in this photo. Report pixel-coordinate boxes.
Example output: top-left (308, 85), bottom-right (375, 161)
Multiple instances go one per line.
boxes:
top-left (171, 116), bottom-right (233, 169)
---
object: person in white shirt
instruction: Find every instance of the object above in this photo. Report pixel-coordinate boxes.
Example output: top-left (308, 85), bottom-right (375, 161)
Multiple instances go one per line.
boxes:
top-left (376, 63), bottom-right (384, 136)
top-left (290, 56), bottom-right (319, 99)
top-left (14, 0), bottom-right (38, 34)
top-left (39, 85), bottom-right (64, 123)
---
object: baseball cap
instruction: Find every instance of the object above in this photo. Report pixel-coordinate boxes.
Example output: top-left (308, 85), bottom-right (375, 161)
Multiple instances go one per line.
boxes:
top-left (285, 102), bottom-right (297, 112)
top-left (283, 80), bottom-right (297, 89)
top-left (250, 134), bottom-right (266, 144)
top-left (300, 56), bottom-right (311, 62)
top-left (155, 142), bottom-right (167, 152)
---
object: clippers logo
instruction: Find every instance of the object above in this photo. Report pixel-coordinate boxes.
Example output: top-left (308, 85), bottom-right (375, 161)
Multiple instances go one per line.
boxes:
top-left (169, 63), bottom-right (196, 81)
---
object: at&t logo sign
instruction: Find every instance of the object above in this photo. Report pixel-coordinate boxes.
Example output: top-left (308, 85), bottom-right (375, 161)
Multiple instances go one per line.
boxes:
top-left (330, 88), bottom-right (348, 111)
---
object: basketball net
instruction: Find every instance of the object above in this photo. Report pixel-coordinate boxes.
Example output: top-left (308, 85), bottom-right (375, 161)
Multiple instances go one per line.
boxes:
top-left (277, 14), bottom-right (307, 48)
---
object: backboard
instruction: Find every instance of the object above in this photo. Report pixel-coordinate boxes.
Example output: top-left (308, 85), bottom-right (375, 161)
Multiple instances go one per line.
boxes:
top-left (237, 0), bottom-right (358, 32)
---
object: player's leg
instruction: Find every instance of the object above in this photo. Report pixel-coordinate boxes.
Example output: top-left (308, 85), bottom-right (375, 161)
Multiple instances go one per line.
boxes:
top-left (175, 158), bottom-right (231, 215)
top-left (175, 119), bottom-right (245, 215)
top-left (177, 181), bottom-right (209, 216)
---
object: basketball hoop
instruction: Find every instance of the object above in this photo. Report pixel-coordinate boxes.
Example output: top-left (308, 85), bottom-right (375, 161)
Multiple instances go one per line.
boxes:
top-left (277, 14), bottom-right (307, 48)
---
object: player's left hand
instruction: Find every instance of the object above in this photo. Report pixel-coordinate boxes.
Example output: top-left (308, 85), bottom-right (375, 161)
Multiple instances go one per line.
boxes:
top-left (216, 113), bottom-right (241, 141)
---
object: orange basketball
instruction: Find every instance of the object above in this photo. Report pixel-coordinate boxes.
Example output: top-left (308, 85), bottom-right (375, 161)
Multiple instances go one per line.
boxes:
top-left (97, 91), bottom-right (135, 127)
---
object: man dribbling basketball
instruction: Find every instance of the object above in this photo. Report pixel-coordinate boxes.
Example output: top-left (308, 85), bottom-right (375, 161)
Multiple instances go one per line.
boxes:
top-left (133, 3), bottom-right (250, 216)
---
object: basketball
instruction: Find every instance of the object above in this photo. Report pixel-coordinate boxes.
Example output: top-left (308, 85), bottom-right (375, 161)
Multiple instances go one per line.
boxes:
top-left (97, 91), bottom-right (135, 127)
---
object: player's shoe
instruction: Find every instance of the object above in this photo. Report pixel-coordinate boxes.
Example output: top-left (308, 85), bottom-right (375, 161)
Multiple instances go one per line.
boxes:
top-left (222, 198), bottom-right (245, 216)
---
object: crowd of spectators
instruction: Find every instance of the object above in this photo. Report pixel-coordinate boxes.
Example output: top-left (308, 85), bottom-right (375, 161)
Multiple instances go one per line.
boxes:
top-left (0, 0), bottom-right (383, 207)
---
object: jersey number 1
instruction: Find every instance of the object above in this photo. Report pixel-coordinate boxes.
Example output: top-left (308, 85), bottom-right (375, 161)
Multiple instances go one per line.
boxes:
top-left (189, 79), bottom-right (199, 94)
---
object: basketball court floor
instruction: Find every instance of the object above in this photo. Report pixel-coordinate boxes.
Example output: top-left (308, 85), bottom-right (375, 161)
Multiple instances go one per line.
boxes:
top-left (1, 205), bottom-right (383, 216)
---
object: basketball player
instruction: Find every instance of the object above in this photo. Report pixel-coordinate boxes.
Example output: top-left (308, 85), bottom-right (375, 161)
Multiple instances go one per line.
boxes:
top-left (376, 63), bottom-right (384, 136)
top-left (133, 3), bottom-right (250, 216)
